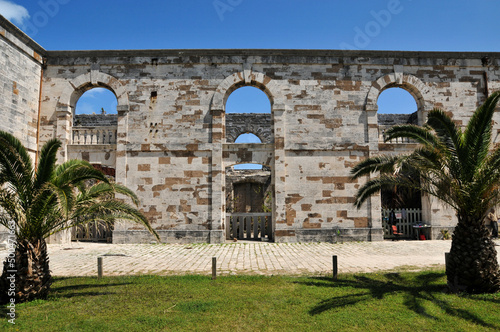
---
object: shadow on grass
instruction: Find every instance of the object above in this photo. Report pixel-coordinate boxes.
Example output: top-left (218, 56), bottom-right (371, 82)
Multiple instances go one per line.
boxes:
top-left (49, 277), bottom-right (134, 299)
top-left (0, 302), bottom-right (9, 319)
top-left (297, 272), bottom-right (499, 329)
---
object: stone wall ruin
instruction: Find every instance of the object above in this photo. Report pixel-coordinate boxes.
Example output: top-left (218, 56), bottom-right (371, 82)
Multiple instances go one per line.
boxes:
top-left (2, 15), bottom-right (500, 243)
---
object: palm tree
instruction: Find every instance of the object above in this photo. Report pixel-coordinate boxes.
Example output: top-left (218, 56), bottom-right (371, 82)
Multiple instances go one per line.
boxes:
top-left (351, 92), bottom-right (500, 294)
top-left (0, 131), bottom-right (159, 303)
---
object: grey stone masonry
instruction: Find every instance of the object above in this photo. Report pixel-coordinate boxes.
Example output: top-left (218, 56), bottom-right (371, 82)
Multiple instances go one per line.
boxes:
top-left (74, 114), bottom-right (118, 126)
top-left (226, 113), bottom-right (272, 143)
top-left (378, 112), bottom-right (418, 126)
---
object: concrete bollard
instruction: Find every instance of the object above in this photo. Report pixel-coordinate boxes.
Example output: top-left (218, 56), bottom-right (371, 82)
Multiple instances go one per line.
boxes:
top-left (212, 257), bottom-right (217, 280)
top-left (333, 255), bottom-right (338, 280)
top-left (97, 257), bottom-right (103, 278)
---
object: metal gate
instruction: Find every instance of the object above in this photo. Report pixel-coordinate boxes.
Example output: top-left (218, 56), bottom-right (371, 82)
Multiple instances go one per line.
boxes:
top-left (71, 221), bottom-right (113, 242)
top-left (226, 213), bottom-right (272, 241)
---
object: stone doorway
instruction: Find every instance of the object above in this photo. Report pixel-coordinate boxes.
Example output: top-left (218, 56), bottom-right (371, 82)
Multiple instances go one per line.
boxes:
top-left (233, 182), bottom-right (266, 213)
top-left (225, 166), bottom-right (272, 241)
top-left (71, 164), bottom-right (116, 243)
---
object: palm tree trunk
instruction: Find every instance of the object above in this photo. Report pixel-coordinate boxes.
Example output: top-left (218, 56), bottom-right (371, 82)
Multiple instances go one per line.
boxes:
top-left (447, 221), bottom-right (500, 293)
top-left (0, 238), bottom-right (52, 304)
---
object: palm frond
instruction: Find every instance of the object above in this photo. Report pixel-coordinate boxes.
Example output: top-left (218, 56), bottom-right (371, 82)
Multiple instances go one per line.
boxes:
top-left (426, 108), bottom-right (463, 149)
top-left (0, 131), bottom-right (33, 177)
top-left (463, 92), bottom-right (500, 171)
top-left (53, 160), bottom-right (109, 188)
top-left (0, 130), bottom-right (159, 244)
top-left (33, 139), bottom-right (61, 191)
top-left (66, 199), bottom-right (159, 241)
top-left (384, 123), bottom-right (438, 146)
top-left (350, 155), bottom-right (400, 179)
top-left (354, 174), bottom-right (419, 209)
top-left (0, 190), bottom-right (23, 231)
top-left (0, 144), bottom-right (33, 208)
top-left (112, 184), bottom-right (141, 206)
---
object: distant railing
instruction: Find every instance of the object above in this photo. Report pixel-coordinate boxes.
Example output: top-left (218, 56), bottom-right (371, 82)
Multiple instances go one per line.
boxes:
top-left (71, 221), bottom-right (113, 243)
top-left (72, 126), bottom-right (117, 145)
top-left (226, 212), bottom-right (272, 241)
top-left (379, 129), bottom-right (414, 144)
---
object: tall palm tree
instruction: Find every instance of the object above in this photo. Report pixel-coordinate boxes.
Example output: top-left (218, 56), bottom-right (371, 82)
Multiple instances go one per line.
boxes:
top-left (351, 91), bottom-right (500, 294)
top-left (0, 131), bottom-right (159, 303)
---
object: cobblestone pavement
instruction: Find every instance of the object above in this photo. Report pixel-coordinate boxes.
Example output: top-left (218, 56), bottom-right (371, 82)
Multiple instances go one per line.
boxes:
top-left (1, 240), bottom-right (497, 277)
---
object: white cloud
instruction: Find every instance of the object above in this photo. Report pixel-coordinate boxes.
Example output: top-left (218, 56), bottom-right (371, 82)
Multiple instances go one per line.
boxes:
top-left (82, 88), bottom-right (109, 98)
top-left (76, 88), bottom-right (118, 115)
top-left (75, 102), bottom-right (96, 115)
top-left (0, 1), bottom-right (29, 27)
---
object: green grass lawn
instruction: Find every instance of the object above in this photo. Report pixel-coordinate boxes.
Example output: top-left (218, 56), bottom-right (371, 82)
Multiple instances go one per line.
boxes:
top-left (2, 271), bottom-right (500, 331)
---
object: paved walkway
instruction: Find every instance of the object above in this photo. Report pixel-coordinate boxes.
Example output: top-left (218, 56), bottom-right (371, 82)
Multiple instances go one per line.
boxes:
top-left (2, 239), bottom-right (489, 277)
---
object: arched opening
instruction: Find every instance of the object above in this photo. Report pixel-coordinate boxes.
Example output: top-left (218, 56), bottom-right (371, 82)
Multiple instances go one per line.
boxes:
top-left (225, 86), bottom-right (273, 144)
top-left (234, 163), bottom-right (263, 170)
top-left (222, 82), bottom-right (274, 242)
top-left (377, 87), bottom-right (422, 238)
top-left (226, 86), bottom-right (271, 114)
top-left (235, 133), bottom-right (262, 143)
top-left (70, 87), bottom-right (118, 242)
top-left (72, 87), bottom-right (118, 144)
top-left (75, 87), bottom-right (118, 115)
top-left (377, 87), bottom-right (419, 140)
top-left (377, 87), bottom-right (417, 115)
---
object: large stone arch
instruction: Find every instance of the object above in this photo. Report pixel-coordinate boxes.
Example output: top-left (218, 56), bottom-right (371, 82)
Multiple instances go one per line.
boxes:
top-left (362, 73), bottom-right (432, 241)
top-left (58, 71), bottom-right (129, 113)
top-left (211, 70), bottom-right (285, 112)
top-left (55, 71), bottom-right (129, 163)
top-left (209, 70), bottom-right (285, 243)
top-left (366, 73), bottom-right (430, 125)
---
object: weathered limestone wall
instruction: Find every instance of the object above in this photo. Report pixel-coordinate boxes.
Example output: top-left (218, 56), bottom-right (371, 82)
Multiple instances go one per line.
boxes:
top-left (0, 16), bottom-right (44, 154)
top-left (67, 145), bottom-right (116, 169)
top-left (0, 17), bottom-right (45, 244)
top-left (3, 15), bottom-right (500, 244)
top-left (36, 49), bottom-right (500, 244)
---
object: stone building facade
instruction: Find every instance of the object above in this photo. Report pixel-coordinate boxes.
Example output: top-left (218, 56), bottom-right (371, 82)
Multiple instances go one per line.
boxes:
top-left (2, 15), bottom-right (500, 244)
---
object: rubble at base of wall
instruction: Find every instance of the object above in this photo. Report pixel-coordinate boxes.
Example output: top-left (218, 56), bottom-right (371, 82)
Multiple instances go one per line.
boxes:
top-left (112, 228), bottom-right (386, 244)
top-left (112, 230), bottom-right (212, 244)
top-left (274, 228), bottom-right (384, 243)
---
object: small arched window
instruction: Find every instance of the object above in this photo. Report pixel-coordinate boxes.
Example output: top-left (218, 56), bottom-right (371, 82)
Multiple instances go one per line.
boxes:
top-left (377, 87), bottom-right (417, 115)
top-left (75, 87), bottom-right (117, 115)
top-left (226, 86), bottom-right (271, 114)
top-left (235, 133), bottom-right (261, 144)
top-left (377, 87), bottom-right (419, 143)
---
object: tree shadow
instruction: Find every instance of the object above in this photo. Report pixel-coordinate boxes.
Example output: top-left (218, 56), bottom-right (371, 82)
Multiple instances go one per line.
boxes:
top-left (296, 272), bottom-right (499, 329)
top-left (49, 277), bottom-right (134, 299)
top-left (0, 302), bottom-right (9, 319)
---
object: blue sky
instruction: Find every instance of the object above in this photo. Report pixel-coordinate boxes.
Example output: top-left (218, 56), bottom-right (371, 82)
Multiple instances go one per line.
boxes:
top-left (2, 0), bottom-right (498, 52)
top-left (1, 0), bottom-right (494, 115)
top-left (0, 0), bottom-right (492, 149)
